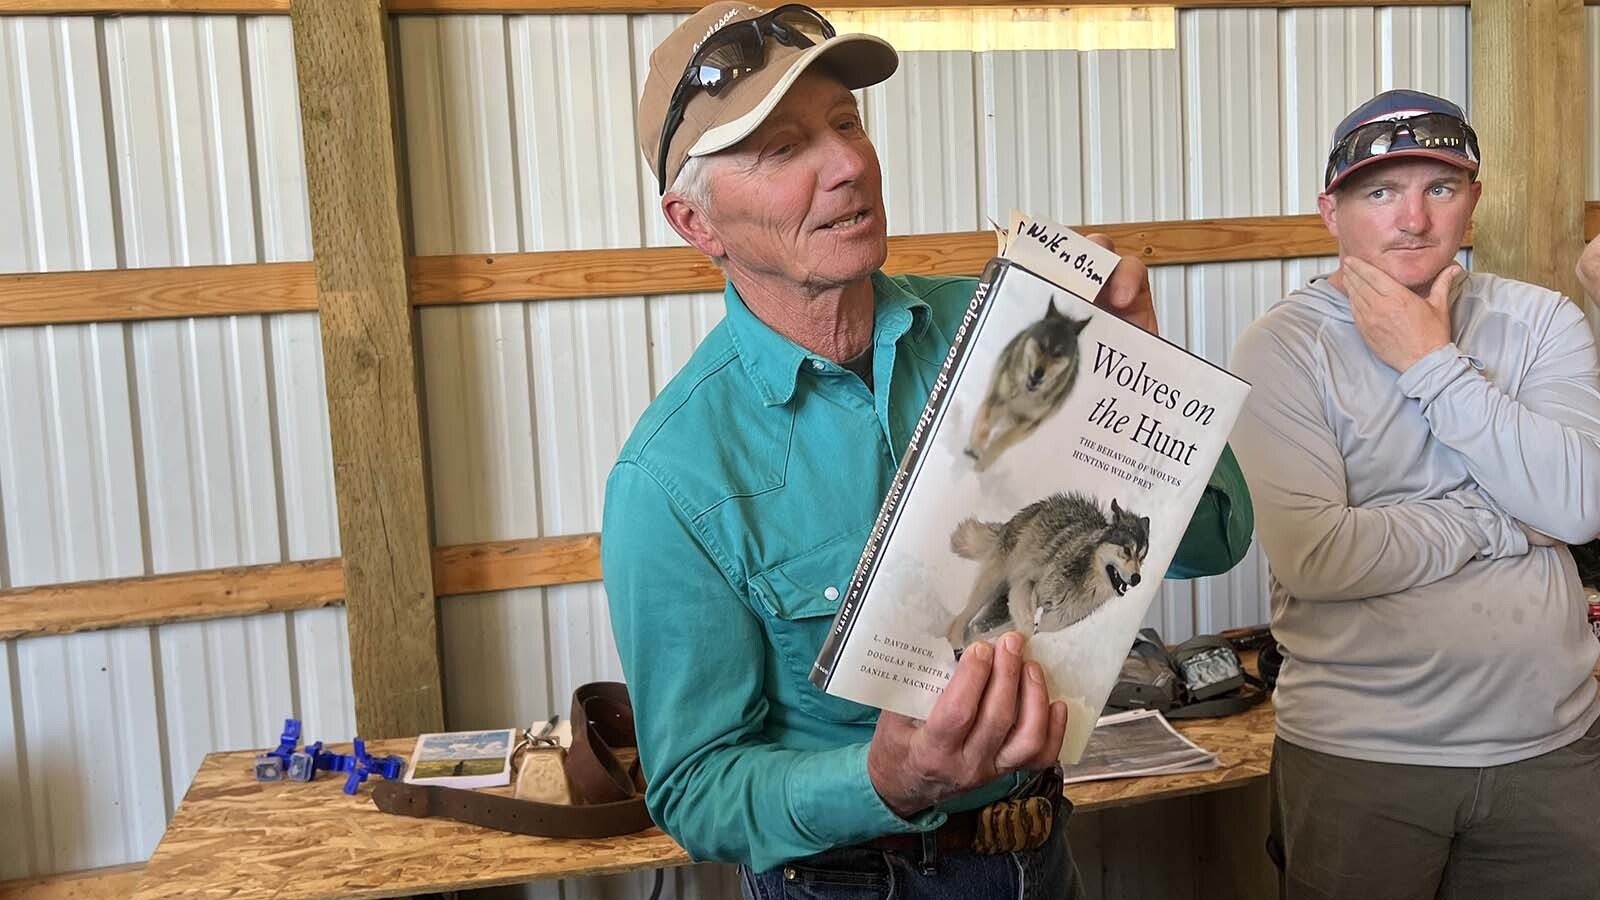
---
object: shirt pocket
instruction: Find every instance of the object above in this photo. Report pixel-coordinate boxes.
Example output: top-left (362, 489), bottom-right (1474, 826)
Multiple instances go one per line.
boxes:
top-left (748, 531), bottom-right (878, 725)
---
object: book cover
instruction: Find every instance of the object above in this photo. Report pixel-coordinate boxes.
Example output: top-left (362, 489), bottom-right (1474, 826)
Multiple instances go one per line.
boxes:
top-left (403, 728), bottom-right (517, 789)
top-left (810, 218), bottom-right (1250, 762)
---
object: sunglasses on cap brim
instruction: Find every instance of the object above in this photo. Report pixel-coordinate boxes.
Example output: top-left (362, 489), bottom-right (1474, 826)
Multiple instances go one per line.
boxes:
top-left (1324, 113), bottom-right (1480, 189)
top-left (655, 4), bottom-right (837, 195)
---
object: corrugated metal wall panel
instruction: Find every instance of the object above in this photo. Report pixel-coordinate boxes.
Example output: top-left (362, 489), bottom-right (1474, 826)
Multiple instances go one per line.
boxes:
top-left (14, 631), bottom-right (166, 874)
top-left (1179, 10), bottom-right (1282, 636)
top-left (0, 17), bottom-right (119, 272)
top-left (864, 50), bottom-right (982, 235)
top-left (103, 12), bottom-right (349, 814)
top-left (1280, 8), bottom-right (1376, 215)
top-left (1376, 6), bottom-right (1469, 98)
top-left (0, 13), bottom-right (347, 882)
top-left (517, 15), bottom-right (648, 250)
top-left (978, 50), bottom-right (1084, 228)
top-left (2, 15), bottom-right (170, 879)
top-left (0, 657), bottom-right (25, 877)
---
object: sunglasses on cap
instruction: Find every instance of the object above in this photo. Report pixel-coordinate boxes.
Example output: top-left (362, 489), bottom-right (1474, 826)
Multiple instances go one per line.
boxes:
top-left (655, 4), bottom-right (836, 194)
top-left (1324, 112), bottom-right (1480, 189)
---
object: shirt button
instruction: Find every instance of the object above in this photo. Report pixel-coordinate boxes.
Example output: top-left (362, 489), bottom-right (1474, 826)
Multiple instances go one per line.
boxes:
top-left (810, 359), bottom-right (826, 371)
top-left (824, 586), bottom-right (840, 601)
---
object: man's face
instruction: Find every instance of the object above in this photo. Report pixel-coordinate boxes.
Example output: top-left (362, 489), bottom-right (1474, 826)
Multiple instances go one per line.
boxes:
top-left (1318, 157), bottom-right (1481, 294)
top-left (697, 70), bottom-right (888, 293)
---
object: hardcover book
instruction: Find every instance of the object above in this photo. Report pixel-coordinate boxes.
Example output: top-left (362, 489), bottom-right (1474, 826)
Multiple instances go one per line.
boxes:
top-left (810, 216), bottom-right (1251, 762)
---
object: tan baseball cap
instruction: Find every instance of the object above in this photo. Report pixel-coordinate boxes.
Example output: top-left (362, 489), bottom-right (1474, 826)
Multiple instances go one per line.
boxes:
top-left (637, 2), bottom-right (898, 193)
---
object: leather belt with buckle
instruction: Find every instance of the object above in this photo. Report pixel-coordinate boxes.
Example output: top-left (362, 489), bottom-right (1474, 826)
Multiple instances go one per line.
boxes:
top-left (863, 767), bottom-right (1064, 855)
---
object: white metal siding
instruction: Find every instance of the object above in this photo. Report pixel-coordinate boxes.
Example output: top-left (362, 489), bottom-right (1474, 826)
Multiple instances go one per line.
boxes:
top-left (0, 14), bottom-right (348, 881)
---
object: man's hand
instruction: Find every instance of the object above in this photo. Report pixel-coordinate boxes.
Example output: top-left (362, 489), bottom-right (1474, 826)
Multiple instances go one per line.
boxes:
top-left (866, 632), bottom-right (1067, 819)
top-left (1578, 233), bottom-right (1600, 301)
top-left (1343, 257), bottom-right (1459, 372)
top-left (1086, 233), bottom-right (1158, 335)
top-left (1521, 521), bottom-right (1562, 548)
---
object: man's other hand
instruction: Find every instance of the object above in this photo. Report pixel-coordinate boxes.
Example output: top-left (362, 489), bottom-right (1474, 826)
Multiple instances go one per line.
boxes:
top-left (1578, 233), bottom-right (1600, 301)
top-left (1344, 257), bottom-right (1459, 372)
top-left (1521, 521), bottom-right (1562, 548)
top-left (1086, 233), bottom-right (1158, 335)
top-left (866, 632), bottom-right (1068, 819)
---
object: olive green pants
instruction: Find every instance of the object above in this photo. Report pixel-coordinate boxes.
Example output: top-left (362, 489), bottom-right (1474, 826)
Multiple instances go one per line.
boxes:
top-left (1269, 716), bottom-right (1600, 900)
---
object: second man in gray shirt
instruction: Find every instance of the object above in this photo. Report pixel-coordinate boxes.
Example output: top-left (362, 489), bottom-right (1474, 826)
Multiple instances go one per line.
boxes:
top-left (1230, 89), bottom-right (1600, 900)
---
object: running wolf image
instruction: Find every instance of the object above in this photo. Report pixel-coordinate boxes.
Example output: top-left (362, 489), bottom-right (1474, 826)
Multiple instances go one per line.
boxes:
top-left (945, 493), bottom-right (1151, 653)
top-left (964, 300), bottom-right (1091, 472)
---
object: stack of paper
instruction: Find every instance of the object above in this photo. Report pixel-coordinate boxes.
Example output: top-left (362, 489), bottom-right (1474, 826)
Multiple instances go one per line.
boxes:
top-left (1061, 709), bottom-right (1219, 784)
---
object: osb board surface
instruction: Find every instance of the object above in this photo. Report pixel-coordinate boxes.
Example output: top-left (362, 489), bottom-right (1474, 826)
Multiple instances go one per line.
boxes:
top-left (0, 865), bottom-right (147, 900)
top-left (1067, 702), bottom-right (1274, 812)
top-left (134, 694), bottom-right (1276, 898)
top-left (128, 739), bottom-right (692, 900)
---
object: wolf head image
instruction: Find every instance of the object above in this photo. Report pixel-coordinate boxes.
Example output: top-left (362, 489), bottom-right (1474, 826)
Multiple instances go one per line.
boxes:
top-left (1016, 300), bottom-right (1089, 393)
top-left (1086, 499), bottom-right (1151, 600)
top-left (965, 300), bottom-right (1092, 471)
top-left (946, 493), bottom-right (1152, 653)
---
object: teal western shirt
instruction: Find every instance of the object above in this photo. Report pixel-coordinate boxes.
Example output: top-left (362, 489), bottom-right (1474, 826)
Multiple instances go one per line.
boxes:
top-left (601, 272), bottom-right (1253, 871)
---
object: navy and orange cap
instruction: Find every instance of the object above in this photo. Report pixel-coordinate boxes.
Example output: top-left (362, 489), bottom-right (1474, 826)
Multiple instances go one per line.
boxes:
top-left (1324, 89), bottom-right (1479, 192)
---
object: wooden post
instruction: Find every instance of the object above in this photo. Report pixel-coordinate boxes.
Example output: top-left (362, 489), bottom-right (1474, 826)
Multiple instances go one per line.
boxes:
top-left (290, 0), bottom-right (444, 737)
top-left (1471, 0), bottom-right (1588, 308)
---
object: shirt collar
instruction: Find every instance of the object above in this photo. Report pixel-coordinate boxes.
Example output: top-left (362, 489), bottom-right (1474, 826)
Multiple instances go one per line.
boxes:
top-left (724, 272), bottom-right (932, 408)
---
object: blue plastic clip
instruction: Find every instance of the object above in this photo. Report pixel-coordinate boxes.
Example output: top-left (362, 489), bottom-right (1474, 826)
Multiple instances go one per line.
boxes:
top-left (268, 718), bottom-right (301, 766)
top-left (287, 745), bottom-right (318, 782)
top-left (253, 754), bottom-right (286, 781)
top-left (374, 755), bottom-right (405, 780)
top-left (253, 718), bottom-right (305, 782)
top-left (341, 738), bottom-right (407, 795)
top-left (342, 762), bottom-right (372, 794)
top-left (306, 741), bottom-right (349, 774)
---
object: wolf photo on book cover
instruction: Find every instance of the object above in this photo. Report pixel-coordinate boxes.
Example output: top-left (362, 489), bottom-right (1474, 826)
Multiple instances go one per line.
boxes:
top-left (812, 227), bottom-right (1249, 761)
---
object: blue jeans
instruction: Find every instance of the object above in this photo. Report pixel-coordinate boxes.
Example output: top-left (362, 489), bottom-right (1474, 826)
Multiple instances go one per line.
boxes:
top-left (738, 802), bottom-right (1084, 900)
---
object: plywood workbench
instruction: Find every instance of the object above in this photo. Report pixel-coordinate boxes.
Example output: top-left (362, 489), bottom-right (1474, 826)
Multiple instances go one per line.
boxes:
top-left (125, 697), bottom-right (1274, 900)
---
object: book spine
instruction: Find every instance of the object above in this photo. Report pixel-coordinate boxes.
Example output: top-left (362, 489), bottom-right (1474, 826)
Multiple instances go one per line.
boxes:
top-left (809, 259), bottom-right (1007, 690)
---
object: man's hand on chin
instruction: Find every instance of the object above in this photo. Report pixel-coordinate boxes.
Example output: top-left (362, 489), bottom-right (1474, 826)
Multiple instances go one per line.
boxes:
top-left (1342, 256), bottom-right (1460, 373)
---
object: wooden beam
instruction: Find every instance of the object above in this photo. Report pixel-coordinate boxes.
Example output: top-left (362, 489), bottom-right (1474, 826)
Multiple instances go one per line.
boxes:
top-left (0, 864), bottom-right (148, 900)
top-left (409, 213), bottom-right (1346, 305)
top-left (2, 213), bottom-right (1341, 326)
top-left (9, 207), bottom-right (1600, 326)
top-left (1471, 0), bottom-right (1587, 307)
top-left (0, 1), bottom-right (285, 10)
top-left (432, 534), bottom-right (602, 596)
top-left (0, 559), bottom-right (342, 641)
top-left (291, 0), bottom-right (442, 739)
top-left (0, 262), bottom-right (315, 328)
top-left (0, 536), bottom-right (605, 640)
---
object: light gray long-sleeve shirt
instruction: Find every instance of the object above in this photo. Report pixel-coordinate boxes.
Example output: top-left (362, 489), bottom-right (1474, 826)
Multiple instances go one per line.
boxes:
top-left (1229, 272), bottom-right (1600, 766)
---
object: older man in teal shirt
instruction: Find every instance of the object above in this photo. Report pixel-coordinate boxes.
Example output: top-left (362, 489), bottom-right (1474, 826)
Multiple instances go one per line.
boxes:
top-left (604, 4), bottom-right (1252, 895)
